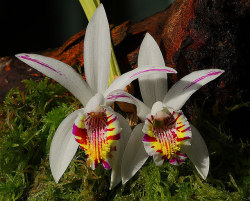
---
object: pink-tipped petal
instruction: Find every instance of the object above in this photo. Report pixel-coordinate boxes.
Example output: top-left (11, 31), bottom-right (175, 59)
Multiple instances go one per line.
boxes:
top-left (84, 4), bottom-right (111, 94)
top-left (16, 54), bottom-right (93, 106)
top-left (138, 33), bottom-right (168, 107)
top-left (163, 69), bottom-right (224, 110)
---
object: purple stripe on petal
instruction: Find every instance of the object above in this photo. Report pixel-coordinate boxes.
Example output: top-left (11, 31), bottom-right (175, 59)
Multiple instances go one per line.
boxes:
top-left (130, 68), bottom-right (175, 78)
top-left (107, 94), bottom-right (132, 100)
top-left (183, 71), bottom-right (223, 91)
top-left (18, 54), bottom-right (64, 76)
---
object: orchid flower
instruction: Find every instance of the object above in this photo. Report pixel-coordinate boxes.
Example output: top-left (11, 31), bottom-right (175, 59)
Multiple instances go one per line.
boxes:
top-left (106, 33), bottom-right (224, 184)
top-left (16, 6), bottom-right (176, 189)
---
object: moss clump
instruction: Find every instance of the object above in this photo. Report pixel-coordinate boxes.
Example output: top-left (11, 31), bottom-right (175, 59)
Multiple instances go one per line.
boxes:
top-left (0, 78), bottom-right (249, 200)
top-left (0, 78), bottom-right (78, 200)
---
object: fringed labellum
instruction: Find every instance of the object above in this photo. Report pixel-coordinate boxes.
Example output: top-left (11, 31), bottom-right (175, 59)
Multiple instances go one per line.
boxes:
top-left (143, 108), bottom-right (191, 166)
top-left (73, 107), bottom-right (121, 170)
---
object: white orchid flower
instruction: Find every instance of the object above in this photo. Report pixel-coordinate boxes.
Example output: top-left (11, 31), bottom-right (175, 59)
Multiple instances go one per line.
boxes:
top-left (106, 33), bottom-right (224, 184)
top-left (16, 6), bottom-right (176, 189)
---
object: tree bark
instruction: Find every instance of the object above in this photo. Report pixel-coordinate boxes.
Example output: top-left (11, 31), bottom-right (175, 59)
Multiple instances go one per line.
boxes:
top-left (0, 0), bottom-right (249, 108)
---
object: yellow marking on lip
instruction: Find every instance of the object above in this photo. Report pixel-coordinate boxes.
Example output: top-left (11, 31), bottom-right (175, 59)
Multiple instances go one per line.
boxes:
top-left (74, 108), bottom-right (121, 169)
top-left (144, 113), bottom-right (185, 159)
top-left (176, 115), bottom-right (186, 139)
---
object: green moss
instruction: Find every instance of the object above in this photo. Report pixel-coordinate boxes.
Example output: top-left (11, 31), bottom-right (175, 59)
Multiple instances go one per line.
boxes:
top-left (0, 78), bottom-right (78, 200)
top-left (0, 78), bottom-right (249, 200)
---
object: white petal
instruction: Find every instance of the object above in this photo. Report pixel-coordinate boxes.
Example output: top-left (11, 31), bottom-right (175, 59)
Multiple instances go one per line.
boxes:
top-left (163, 69), bottom-right (224, 110)
top-left (138, 33), bottom-right (168, 107)
top-left (106, 90), bottom-right (150, 121)
top-left (138, 33), bottom-right (165, 67)
top-left (84, 4), bottom-right (111, 94)
top-left (121, 123), bottom-right (149, 184)
top-left (16, 53), bottom-right (92, 106)
top-left (110, 112), bottom-right (132, 189)
top-left (181, 124), bottom-right (209, 179)
top-left (153, 152), bottom-right (164, 166)
top-left (104, 66), bottom-right (177, 97)
top-left (150, 101), bottom-right (164, 116)
top-left (84, 93), bottom-right (105, 113)
top-left (49, 109), bottom-right (84, 182)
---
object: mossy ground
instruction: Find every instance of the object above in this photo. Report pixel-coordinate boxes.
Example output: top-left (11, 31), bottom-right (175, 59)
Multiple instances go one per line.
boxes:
top-left (0, 78), bottom-right (249, 201)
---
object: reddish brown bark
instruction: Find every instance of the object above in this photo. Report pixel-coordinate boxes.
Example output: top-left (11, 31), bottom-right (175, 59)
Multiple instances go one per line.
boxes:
top-left (0, 0), bottom-right (249, 108)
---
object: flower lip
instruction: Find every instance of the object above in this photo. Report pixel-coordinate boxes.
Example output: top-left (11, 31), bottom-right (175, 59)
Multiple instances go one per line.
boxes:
top-left (143, 108), bottom-right (191, 166)
top-left (73, 106), bottom-right (121, 170)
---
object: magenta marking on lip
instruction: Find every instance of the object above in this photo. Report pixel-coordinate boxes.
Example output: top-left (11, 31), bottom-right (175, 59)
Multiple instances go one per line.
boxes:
top-left (181, 127), bottom-right (191, 133)
top-left (169, 158), bottom-right (177, 163)
top-left (130, 68), bottom-right (175, 78)
top-left (18, 54), bottom-right (64, 76)
top-left (143, 134), bottom-right (157, 142)
top-left (176, 151), bottom-right (187, 158)
top-left (146, 118), bottom-right (153, 125)
top-left (183, 71), bottom-right (222, 91)
top-left (102, 160), bottom-right (111, 170)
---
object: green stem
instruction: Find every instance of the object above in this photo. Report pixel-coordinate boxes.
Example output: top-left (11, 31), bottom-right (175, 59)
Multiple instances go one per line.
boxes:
top-left (109, 45), bottom-right (121, 84)
top-left (93, 0), bottom-right (100, 6)
top-left (79, 0), bottom-right (97, 21)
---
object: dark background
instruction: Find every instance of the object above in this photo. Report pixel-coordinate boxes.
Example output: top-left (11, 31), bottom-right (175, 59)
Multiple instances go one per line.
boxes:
top-left (0, 0), bottom-right (173, 57)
